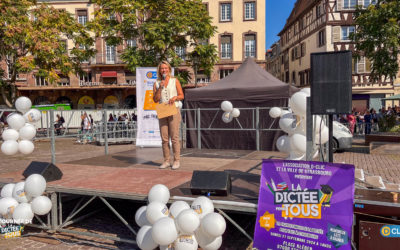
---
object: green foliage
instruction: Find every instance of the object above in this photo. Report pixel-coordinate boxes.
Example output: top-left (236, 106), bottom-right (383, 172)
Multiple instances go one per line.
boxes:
top-left (389, 125), bottom-right (400, 133)
top-left (175, 70), bottom-right (191, 86)
top-left (0, 0), bottom-right (95, 107)
top-left (91, 0), bottom-right (218, 77)
top-left (378, 113), bottom-right (397, 132)
top-left (352, 0), bottom-right (400, 82)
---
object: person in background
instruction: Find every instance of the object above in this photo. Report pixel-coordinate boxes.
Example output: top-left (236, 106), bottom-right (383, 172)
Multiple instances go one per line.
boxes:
top-left (89, 114), bottom-right (94, 125)
top-left (346, 113), bottom-right (356, 135)
top-left (108, 113), bottom-right (114, 122)
top-left (152, 60), bottom-right (184, 170)
top-left (364, 110), bottom-right (372, 135)
top-left (83, 112), bottom-right (91, 134)
top-left (55, 114), bottom-right (65, 135)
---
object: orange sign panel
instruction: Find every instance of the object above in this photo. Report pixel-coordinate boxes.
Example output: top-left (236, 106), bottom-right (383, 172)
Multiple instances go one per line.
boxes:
top-left (143, 90), bottom-right (156, 110)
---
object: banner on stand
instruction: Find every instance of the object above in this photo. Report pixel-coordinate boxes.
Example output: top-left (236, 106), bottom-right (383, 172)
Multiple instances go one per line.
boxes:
top-left (254, 160), bottom-right (354, 250)
top-left (136, 68), bottom-right (161, 147)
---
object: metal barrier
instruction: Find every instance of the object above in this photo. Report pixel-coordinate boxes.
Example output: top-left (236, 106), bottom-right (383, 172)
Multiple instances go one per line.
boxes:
top-left (94, 121), bottom-right (137, 145)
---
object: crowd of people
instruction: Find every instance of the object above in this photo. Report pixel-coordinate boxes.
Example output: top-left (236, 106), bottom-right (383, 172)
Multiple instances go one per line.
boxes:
top-left (107, 113), bottom-right (137, 122)
top-left (337, 106), bottom-right (399, 135)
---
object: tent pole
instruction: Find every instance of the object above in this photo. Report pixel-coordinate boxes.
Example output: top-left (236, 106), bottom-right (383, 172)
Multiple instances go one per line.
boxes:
top-left (256, 107), bottom-right (260, 151)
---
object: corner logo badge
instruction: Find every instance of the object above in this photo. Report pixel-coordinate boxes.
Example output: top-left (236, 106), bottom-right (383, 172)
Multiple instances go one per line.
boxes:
top-left (146, 71), bottom-right (157, 79)
top-left (380, 225), bottom-right (400, 237)
top-left (381, 226), bottom-right (391, 237)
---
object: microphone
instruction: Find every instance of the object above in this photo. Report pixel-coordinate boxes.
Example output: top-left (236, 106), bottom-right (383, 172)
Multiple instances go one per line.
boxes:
top-left (161, 74), bottom-right (166, 88)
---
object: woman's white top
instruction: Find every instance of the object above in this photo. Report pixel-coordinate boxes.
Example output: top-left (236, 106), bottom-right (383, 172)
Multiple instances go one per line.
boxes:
top-left (155, 77), bottom-right (180, 107)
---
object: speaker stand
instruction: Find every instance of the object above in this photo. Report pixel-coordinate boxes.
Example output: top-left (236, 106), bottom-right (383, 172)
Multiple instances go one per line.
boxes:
top-left (328, 114), bottom-right (333, 163)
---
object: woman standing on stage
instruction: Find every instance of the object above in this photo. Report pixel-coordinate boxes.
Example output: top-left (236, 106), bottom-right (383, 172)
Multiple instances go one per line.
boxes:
top-left (153, 61), bottom-right (184, 170)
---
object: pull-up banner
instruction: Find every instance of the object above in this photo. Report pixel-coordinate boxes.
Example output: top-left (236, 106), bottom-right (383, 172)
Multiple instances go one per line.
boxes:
top-left (254, 160), bottom-right (354, 250)
top-left (136, 67), bottom-right (161, 147)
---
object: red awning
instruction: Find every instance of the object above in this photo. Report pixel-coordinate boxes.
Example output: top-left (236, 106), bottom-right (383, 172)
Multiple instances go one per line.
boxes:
top-left (101, 71), bottom-right (117, 78)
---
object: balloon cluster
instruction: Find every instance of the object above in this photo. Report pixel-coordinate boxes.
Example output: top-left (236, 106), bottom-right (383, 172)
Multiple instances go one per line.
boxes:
top-left (0, 174), bottom-right (52, 224)
top-left (1, 97), bottom-right (41, 156)
top-left (269, 88), bottom-right (328, 160)
top-left (135, 184), bottom-right (226, 250)
top-left (220, 101), bottom-right (240, 123)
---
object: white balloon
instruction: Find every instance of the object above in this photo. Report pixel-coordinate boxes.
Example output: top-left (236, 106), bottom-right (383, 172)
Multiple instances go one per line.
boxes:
top-left (176, 209), bottom-right (200, 235)
top-left (12, 182), bottom-right (30, 203)
top-left (19, 123), bottom-right (36, 140)
top-left (200, 212), bottom-right (226, 238)
top-left (31, 196), bottom-right (52, 215)
top-left (12, 203), bottom-right (34, 224)
top-left (279, 113), bottom-right (297, 134)
top-left (18, 140), bottom-right (34, 155)
top-left (290, 134), bottom-right (307, 154)
top-left (169, 201), bottom-right (190, 219)
top-left (269, 107), bottom-right (282, 118)
top-left (231, 108), bottom-right (240, 118)
top-left (220, 101), bottom-right (233, 112)
top-left (151, 217), bottom-right (178, 246)
top-left (174, 235), bottom-right (198, 250)
top-left (148, 184), bottom-right (170, 204)
top-left (294, 118), bottom-right (306, 135)
top-left (191, 196), bottom-right (214, 219)
top-left (276, 135), bottom-right (291, 153)
top-left (136, 225), bottom-right (158, 250)
top-left (0, 197), bottom-right (19, 215)
top-left (23, 109), bottom-right (42, 123)
top-left (159, 245), bottom-right (173, 250)
top-left (222, 112), bottom-right (233, 123)
top-left (25, 174), bottom-right (46, 198)
top-left (195, 227), bottom-right (222, 250)
top-left (15, 97), bottom-right (32, 114)
top-left (2, 129), bottom-right (19, 141)
top-left (135, 206), bottom-right (150, 227)
top-left (7, 113), bottom-right (26, 130)
top-left (300, 88), bottom-right (311, 96)
top-left (146, 201), bottom-right (169, 225)
top-left (1, 140), bottom-right (19, 156)
top-left (1, 183), bottom-right (16, 198)
top-left (290, 92), bottom-right (308, 117)
top-left (280, 110), bottom-right (290, 117)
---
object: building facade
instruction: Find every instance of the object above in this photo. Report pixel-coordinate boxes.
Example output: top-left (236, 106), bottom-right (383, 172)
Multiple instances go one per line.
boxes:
top-left (1, 0), bottom-right (266, 109)
top-left (272, 0), bottom-right (399, 112)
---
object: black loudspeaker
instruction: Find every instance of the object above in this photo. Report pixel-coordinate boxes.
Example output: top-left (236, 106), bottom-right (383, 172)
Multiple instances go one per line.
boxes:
top-left (190, 171), bottom-right (231, 196)
top-left (23, 161), bottom-right (63, 182)
top-left (311, 51), bottom-right (352, 114)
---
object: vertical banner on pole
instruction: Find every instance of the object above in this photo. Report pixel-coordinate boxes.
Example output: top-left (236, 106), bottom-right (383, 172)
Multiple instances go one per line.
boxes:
top-left (254, 160), bottom-right (354, 250)
top-left (136, 67), bottom-right (161, 147)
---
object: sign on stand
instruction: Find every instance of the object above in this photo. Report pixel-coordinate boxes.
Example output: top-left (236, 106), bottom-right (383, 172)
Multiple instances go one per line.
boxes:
top-left (254, 160), bottom-right (354, 250)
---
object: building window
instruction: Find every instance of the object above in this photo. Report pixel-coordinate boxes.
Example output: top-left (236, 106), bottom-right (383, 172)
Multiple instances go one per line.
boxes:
top-left (220, 35), bottom-right (232, 59)
top-left (364, 0), bottom-right (376, 8)
top-left (354, 56), bottom-right (371, 73)
top-left (58, 75), bottom-right (70, 86)
top-left (301, 43), bottom-right (306, 57)
top-left (244, 2), bottom-right (255, 20)
top-left (77, 10), bottom-right (88, 25)
top-left (35, 76), bottom-right (48, 86)
top-left (126, 39), bottom-right (136, 48)
top-left (244, 34), bottom-right (256, 58)
top-left (79, 72), bottom-right (92, 82)
top-left (292, 71), bottom-right (296, 85)
top-left (175, 46), bottom-right (186, 60)
top-left (341, 26), bottom-right (355, 41)
top-left (196, 70), bottom-right (210, 83)
top-left (343, 0), bottom-right (357, 9)
top-left (318, 29), bottom-right (325, 47)
top-left (106, 44), bottom-right (116, 63)
top-left (219, 69), bottom-right (233, 79)
top-left (220, 3), bottom-right (232, 22)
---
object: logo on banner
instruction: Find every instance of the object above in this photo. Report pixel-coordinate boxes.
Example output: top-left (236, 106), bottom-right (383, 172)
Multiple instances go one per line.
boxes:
top-left (266, 179), bottom-right (334, 220)
top-left (146, 71), bottom-right (157, 79)
top-left (381, 225), bottom-right (400, 237)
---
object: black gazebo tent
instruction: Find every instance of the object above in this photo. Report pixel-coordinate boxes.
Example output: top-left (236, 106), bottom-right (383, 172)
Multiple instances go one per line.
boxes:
top-left (184, 58), bottom-right (298, 150)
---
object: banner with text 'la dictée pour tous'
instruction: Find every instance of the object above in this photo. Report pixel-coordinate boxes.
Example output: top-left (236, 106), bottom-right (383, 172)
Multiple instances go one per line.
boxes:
top-left (254, 160), bottom-right (354, 250)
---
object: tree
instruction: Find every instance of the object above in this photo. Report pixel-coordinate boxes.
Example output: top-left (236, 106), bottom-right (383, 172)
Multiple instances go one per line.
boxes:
top-left (0, 0), bottom-right (95, 107)
top-left (352, 0), bottom-right (400, 81)
top-left (91, 0), bottom-right (218, 85)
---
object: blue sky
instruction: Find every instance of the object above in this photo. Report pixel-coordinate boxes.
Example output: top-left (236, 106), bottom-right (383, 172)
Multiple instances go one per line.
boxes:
top-left (265, 0), bottom-right (297, 50)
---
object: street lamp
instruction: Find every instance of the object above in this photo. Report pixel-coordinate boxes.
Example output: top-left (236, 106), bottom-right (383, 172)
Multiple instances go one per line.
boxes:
top-left (191, 51), bottom-right (200, 87)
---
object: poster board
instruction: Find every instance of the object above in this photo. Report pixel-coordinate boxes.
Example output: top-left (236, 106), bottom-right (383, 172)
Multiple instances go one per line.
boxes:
top-left (254, 160), bottom-right (355, 250)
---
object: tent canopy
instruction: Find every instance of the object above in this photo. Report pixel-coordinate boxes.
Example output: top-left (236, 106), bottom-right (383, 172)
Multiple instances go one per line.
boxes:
top-left (184, 58), bottom-right (298, 150)
top-left (186, 57), bottom-right (297, 101)
top-left (383, 94), bottom-right (400, 100)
